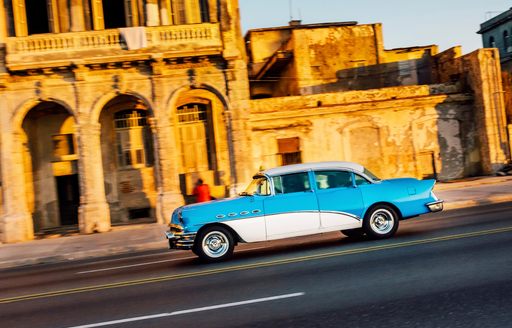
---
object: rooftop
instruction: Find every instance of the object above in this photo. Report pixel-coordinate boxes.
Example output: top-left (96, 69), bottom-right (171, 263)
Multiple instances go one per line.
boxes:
top-left (478, 8), bottom-right (512, 34)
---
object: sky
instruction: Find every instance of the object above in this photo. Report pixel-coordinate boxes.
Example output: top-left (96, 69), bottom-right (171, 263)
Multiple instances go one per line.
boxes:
top-left (239, 0), bottom-right (511, 54)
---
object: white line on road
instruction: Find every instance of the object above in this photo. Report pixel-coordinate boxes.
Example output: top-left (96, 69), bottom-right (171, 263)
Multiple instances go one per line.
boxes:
top-left (64, 292), bottom-right (305, 328)
top-left (76, 246), bottom-right (267, 274)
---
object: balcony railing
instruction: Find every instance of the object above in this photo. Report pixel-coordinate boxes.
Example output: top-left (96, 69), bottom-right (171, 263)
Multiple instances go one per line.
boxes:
top-left (5, 23), bottom-right (222, 69)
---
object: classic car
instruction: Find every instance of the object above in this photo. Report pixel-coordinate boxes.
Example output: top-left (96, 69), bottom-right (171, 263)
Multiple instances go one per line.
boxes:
top-left (166, 161), bottom-right (443, 262)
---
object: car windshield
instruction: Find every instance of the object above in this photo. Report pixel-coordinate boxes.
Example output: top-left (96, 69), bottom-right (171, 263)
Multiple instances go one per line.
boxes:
top-left (241, 176), bottom-right (271, 196)
top-left (364, 168), bottom-right (381, 182)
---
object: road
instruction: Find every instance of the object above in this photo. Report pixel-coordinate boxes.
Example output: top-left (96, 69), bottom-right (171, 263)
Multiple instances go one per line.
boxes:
top-left (1, 203), bottom-right (512, 328)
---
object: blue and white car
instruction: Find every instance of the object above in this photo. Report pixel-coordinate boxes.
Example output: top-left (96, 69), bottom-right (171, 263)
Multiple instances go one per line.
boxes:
top-left (166, 161), bottom-right (443, 261)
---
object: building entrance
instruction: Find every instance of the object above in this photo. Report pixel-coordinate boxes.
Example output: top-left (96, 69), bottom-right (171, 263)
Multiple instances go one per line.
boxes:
top-left (56, 174), bottom-right (80, 226)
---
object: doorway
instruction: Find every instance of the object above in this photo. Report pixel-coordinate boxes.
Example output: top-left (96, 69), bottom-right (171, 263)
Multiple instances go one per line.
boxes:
top-left (56, 174), bottom-right (80, 225)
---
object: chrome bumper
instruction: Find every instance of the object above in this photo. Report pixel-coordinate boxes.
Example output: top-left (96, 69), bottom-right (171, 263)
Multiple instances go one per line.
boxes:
top-left (165, 231), bottom-right (196, 250)
top-left (426, 200), bottom-right (444, 212)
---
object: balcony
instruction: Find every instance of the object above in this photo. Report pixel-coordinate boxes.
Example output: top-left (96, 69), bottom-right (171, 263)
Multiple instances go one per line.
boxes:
top-left (5, 23), bottom-right (223, 70)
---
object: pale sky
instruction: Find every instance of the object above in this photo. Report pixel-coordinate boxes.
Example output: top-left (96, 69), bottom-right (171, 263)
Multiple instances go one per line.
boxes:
top-left (239, 0), bottom-right (511, 54)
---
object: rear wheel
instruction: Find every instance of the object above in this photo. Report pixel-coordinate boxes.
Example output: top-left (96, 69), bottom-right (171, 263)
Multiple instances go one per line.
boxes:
top-left (363, 205), bottom-right (399, 239)
top-left (193, 226), bottom-right (235, 262)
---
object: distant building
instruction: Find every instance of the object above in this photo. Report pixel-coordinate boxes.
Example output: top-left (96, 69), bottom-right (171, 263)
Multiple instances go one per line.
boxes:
top-left (0, 2), bottom-right (509, 243)
top-left (478, 8), bottom-right (512, 139)
top-left (478, 8), bottom-right (512, 70)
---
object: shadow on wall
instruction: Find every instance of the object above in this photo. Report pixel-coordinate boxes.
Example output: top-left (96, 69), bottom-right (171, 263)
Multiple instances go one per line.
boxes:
top-left (303, 57), bottom-right (433, 95)
top-left (433, 99), bottom-right (482, 181)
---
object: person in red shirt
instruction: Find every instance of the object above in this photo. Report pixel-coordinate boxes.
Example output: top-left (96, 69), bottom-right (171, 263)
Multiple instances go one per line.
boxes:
top-left (193, 179), bottom-right (212, 203)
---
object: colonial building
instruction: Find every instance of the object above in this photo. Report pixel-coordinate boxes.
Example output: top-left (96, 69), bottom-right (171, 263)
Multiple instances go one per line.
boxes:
top-left (0, 2), bottom-right (510, 243)
top-left (246, 22), bottom-right (510, 184)
top-left (0, 0), bottom-right (251, 242)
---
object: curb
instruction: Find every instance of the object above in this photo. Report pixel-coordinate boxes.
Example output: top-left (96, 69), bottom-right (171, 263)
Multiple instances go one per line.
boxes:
top-left (443, 195), bottom-right (512, 210)
top-left (435, 176), bottom-right (512, 191)
top-left (0, 241), bottom-right (168, 270)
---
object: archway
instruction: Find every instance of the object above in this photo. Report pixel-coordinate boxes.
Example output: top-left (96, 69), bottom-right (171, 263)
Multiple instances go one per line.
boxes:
top-left (21, 101), bottom-right (79, 232)
top-left (98, 94), bottom-right (157, 223)
top-left (172, 88), bottom-right (231, 203)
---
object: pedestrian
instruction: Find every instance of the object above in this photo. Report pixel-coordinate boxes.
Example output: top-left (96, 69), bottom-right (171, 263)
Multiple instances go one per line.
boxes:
top-left (193, 179), bottom-right (212, 203)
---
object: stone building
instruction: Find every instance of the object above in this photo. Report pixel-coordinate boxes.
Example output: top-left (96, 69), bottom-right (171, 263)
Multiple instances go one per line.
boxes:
top-left (478, 9), bottom-right (512, 141)
top-left (246, 22), bottom-right (510, 184)
top-left (0, 0), bottom-right (251, 242)
top-left (0, 2), bottom-right (509, 243)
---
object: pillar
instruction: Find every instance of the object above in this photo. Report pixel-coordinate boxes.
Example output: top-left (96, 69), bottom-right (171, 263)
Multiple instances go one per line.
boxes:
top-left (151, 80), bottom-right (184, 224)
top-left (0, 129), bottom-right (34, 242)
top-left (76, 123), bottom-right (111, 233)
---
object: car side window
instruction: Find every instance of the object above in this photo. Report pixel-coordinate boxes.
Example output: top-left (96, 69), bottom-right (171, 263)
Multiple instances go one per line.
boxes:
top-left (273, 172), bottom-right (311, 194)
top-left (256, 178), bottom-right (271, 195)
top-left (314, 170), bottom-right (353, 189)
top-left (354, 174), bottom-right (371, 186)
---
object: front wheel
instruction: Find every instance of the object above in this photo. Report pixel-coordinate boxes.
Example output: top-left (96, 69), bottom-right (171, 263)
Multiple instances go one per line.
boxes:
top-left (193, 226), bottom-right (235, 262)
top-left (363, 205), bottom-right (399, 239)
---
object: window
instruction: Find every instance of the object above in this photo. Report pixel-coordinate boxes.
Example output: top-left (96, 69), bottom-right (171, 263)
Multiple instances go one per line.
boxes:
top-left (114, 110), bottom-right (154, 168)
top-left (26, 0), bottom-right (51, 34)
top-left (354, 174), bottom-right (370, 186)
top-left (102, 0), bottom-right (127, 28)
top-left (490, 36), bottom-right (496, 48)
top-left (277, 137), bottom-right (302, 166)
top-left (273, 172), bottom-right (311, 194)
top-left (177, 103), bottom-right (215, 173)
top-left (314, 171), bottom-right (353, 190)
top-left (504, 31), bottom-right (510, 52)
top-left (52, 134), bottom-right (76, 157)
top-left (243, 176), bottom-right (271, 196)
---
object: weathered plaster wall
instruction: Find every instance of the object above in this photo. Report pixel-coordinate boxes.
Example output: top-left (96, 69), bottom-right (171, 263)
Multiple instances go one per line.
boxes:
top-left (249, 84), bottom-right (476, 182)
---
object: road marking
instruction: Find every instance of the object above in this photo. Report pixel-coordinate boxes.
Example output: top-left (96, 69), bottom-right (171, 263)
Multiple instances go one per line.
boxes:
top-left (75, 247), bottom-right (266, 274)
top-left (64, 292), bottom-right (305, 328)
top-left (2, 225), bottom-right (512, 304)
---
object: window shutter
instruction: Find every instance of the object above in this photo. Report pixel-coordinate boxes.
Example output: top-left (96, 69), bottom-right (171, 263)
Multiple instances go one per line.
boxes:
top-left (278, 137), bottom-right (300, 153)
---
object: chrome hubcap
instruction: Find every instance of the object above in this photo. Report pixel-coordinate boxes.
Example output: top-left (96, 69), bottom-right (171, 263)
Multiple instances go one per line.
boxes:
top-left (370, 209), bottom-right (394, 234)
top-left (202, 231), bottom-right (229, 258)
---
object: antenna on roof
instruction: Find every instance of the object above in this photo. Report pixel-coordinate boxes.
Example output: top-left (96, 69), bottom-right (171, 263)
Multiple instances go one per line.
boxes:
top-left (289, 0), bottom-right (293, 21)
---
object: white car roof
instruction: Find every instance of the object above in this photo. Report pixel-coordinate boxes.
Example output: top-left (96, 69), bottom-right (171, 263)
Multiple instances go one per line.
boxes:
top-left (262, 161), bottom-right (365, 176)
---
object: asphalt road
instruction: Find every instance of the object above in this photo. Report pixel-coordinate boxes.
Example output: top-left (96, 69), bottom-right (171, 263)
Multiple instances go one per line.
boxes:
top-left (1, 203), bottom-right (512, 328)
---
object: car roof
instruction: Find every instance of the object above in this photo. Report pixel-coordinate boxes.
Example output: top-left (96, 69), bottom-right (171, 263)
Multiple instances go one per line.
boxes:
top-left (262, 161), bottom-right (365, 176)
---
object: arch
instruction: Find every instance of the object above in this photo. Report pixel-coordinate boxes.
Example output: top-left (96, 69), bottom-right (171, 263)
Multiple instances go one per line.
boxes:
top-left (166, 83), bottom-right (230, 113)
top-left (12, 97), bottom-right (76, 131)
top-left (166, 84), bottom-right (233, 202)
top-left (90, 91), bottom-right (155, 125)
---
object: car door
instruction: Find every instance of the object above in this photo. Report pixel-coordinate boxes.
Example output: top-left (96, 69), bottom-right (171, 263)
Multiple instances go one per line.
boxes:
top-left (313, 170), bottom-right (365, 230)
top-left (264, 171), bottom-right (320, 240)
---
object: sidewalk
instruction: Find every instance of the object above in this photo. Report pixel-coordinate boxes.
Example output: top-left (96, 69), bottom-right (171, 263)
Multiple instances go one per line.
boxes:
top-left (1, 175), bottom-right (512, 270)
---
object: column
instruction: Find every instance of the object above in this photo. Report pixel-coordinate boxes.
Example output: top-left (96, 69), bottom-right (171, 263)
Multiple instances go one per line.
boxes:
top-left (0, 129), bottom-right (34, 242)
top-left (76, 123), bottom-right (111, 233)
top-left (0, 0), bottom-right (7, 42)
top-left (151, 80), bottom-right (184, 224)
